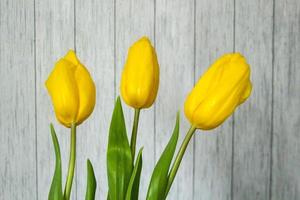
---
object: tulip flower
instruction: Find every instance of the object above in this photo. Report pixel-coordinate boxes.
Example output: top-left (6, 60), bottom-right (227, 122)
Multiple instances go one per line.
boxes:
top-left (45, 50), bottom-right (96, 200)
top-left (120, 36), bottom-right (159, 109)
top-left (184, 53), bottom-right (252, 130)
top-left (120, 37), bottom-right (160, 159)
top-left (45, 50), bottom-right (96, 128)
top-left (165, 53), bottom-right (252, 197)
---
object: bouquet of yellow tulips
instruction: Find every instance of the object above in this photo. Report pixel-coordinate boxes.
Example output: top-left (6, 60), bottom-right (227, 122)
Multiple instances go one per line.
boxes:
top-left (45, 37), bottom-right (252, 200)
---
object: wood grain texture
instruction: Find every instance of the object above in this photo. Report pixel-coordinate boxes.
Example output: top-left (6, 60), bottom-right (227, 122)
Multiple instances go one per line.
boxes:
top-left (233, 0), bottom-right (273, 199)
top-left (0, 0), bottom-right (36, 199)
top-left (35, 0), bottom-right (76, 199)
top-left (75, 0), bottom-right (114, 198)
top-left (115, 0), bottom-right (155, 199)
top-left (272, 0), bottom-right (300, 199)
top-left (155, 0), bottom-right (195, 199)
top-left (193, 0), bottom-right (234, 199)
top-left (1, 0), bottom-right (300, 199)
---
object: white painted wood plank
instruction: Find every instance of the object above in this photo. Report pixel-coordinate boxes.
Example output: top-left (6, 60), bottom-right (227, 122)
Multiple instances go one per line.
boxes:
top-left (193, 0), bottom-right (234, 199)
top-left (233, 0), bottom-right (273, 199)
top-left (115, 0), bottom-right (155, 199)
top-left (155, 0), bottom-right (195, 199)
top-left (35, 0), bottom-right (76, 199)
top-left (272, 0), bottom-right (300, 199)
top-left (2, 1), bottom-right (300, 200)
top-left (75, 0), bottom-right (114, 198)
top-left (0, 0), bottom-right (36, 199)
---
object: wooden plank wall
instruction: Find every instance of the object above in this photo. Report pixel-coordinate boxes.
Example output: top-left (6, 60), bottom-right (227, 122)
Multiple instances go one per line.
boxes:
top-left (194, 0), bottom-right (233, 199)
top-left (0, 0), bottom-right (299, 199)
top-left (233, 0), bottom-right (273, 199)
top-left (0, 0), bottom-right (36, 199)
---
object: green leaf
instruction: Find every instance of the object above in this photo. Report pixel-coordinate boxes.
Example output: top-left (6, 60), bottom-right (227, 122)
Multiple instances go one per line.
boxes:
top-left (126, 148), bottom-right (143, 200)
top-left (48, 124), bottom-right (63, 200)
top-left (85, 159), bottom-right (97, 200)
top-left (146, 113), bottom-right (180, 200)
top-left (107, 97), bottom-right (133, 200)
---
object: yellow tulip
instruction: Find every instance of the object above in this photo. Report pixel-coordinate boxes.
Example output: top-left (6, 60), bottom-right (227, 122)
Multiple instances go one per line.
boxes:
top-left (184, 53), bottom-right (252, 130)
top-left (45, 50), bottom-right (96, 127)
top-left (120, 37), bottom-right (159, 109)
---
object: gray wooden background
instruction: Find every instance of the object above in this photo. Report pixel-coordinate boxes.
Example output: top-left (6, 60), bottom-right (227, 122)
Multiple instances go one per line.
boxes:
top-left (0, 0), bottom-right (299, 199)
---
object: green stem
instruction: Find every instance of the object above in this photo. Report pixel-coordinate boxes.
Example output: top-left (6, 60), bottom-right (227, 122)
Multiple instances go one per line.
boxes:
top-left (64, 123), bottom-right (77, 200)
top-left (130, 108), bottom-right (140, 160)
top-left (165, 125), bottom-right (197, 197)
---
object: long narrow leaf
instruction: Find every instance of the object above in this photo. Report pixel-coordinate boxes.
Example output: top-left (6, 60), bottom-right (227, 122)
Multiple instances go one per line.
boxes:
top-left (85, 159), bottom-right (97, 200)
top-left (48, 124), bottom-right (63, 200)
top-left (107, 97), bottom-right (133, 200)
top-left (126, 148), bottom-right (143, 200)
top-left (146, 113), bottom-right (180, 200)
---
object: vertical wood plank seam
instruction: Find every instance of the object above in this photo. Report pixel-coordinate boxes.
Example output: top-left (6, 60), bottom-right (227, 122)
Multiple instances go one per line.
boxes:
top-left (74, 0), bottom-right (77, 199)
top-left (153, 1), bottom-right (157, 197)
top-left (192, 0), bottom-right (196, 199)
top-left (230, 0), bottom-right (236, 199)
top-left (269, 0), bottom-right (275, 199)
top-left (153, 0), bottom-right (157, 163)
top-left (74, 0), bottom-right (77, 52)
top-left (113, 2), bottom-right (116, 196)
top-left (33, 0), bottom-right (38, 198)
top-left (114, 0), bottom-right (117, 100)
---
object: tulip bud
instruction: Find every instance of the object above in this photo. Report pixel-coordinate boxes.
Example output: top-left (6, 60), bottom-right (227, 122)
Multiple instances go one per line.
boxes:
top-left (184, 53), bottom-right (252, 130)
top-left (120, 37), bottom-right (159, 109)
top-left (45, 50), bottom-right (96, 127)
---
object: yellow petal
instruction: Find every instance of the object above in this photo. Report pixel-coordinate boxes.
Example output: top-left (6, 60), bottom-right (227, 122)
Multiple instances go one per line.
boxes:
top-left (64, 49), bottom-right (80, 65)
top-left (144, 46), bottom-right (160, 107)
top-left (45, 58), bottom-right (79, 127)
top-left (239, 80), bottom-right (252, 104)
top-left (184, 53), bottom-right (252, 130)
top-left (75, 62), bottom-right (96, 125)
top-left (120, 37), bottom-right (159, 109)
